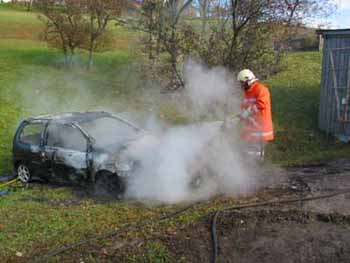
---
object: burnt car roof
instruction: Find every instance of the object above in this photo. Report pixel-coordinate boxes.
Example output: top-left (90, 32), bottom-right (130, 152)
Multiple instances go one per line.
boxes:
top-left (24, 111), bottom-right (142, 131)
top-left (25, 111), bottom-right (112, 124)
top-left (24, 111), bottom-right (143, 131)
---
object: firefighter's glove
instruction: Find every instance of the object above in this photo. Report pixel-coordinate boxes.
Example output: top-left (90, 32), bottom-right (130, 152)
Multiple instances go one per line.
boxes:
top-left (240, 107), bottom-right (252, 119)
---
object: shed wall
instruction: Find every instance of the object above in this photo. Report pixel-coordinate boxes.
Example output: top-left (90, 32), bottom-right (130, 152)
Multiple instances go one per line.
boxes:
top-left (319, 33), bottom-right (350, 140)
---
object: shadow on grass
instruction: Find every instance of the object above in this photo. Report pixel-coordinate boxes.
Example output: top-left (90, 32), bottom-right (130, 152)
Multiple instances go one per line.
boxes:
top-left (16, 180), bottom-right (124, 206)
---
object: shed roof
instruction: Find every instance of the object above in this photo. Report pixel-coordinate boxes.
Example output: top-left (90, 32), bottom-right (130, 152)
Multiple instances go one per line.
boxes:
top-left (316, 29), bottom-right (350, 36)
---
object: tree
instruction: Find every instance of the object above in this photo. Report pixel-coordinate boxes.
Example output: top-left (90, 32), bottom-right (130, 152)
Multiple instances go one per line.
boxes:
top-left (84, 0), bottom-right (125, 69)
top-left (139, 0), bottom-right (335, 88)
top-left (26, 0), bottom-right (34, 11)
top-left (203, 0), bottom-right (334, 71)
top-left (37, 0), bottom-right (127, 68)
top-left (194, 0), bottom-right (210, 42)
top-left (37, 0), bottom-right (88, 67)
top-left (140, 0), bottom-right (194, 89)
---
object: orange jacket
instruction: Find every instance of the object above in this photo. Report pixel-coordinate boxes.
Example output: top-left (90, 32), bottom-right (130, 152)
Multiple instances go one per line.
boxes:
top-left (240, 81), bottom-right (274, 142)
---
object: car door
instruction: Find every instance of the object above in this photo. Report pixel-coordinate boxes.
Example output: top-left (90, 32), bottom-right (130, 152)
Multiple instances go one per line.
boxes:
top-left (13, 120), bottom-right (47, 177)
top-left (44, 122), bottom-right (89, 184)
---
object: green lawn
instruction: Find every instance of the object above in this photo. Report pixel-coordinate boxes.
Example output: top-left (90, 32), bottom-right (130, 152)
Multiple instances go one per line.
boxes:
top-left (0, 4), bottom-right (43, 40)
top-left (0, 183), bottom-right (214, 262)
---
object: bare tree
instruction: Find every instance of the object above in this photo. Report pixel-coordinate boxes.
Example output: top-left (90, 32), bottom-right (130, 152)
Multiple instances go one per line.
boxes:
top-left (37, 0), bottom-right (88, 67)
top-left (84, 0), bottom-right (125, 69)
top-left (140, 0), bottom-right (335, 87)
top-left (140, 0), bottom-right (160, 60)
top-left (195, 0), bottom-right (210, 42)
top-left (37, 0), bottom-right (127, 68)
top-left (25, 0), bottom-right (35, 11)
top-left (140, 0), bottom-right (194, 89)
top-left (194, 0), bottom-right (335, 72)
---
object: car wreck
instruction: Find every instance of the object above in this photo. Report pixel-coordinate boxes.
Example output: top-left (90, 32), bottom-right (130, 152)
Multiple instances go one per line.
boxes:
top-left (13, 111), bottom-right (258, 200)
top-left (13, 111), bottom-right (143, 196)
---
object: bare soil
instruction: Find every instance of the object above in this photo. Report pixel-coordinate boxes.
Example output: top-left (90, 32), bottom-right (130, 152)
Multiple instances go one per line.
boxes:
top-left (159, 159), bottom-right (350, 263)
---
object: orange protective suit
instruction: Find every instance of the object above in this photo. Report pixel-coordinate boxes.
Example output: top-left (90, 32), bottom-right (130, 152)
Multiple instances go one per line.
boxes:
top-left (240, 81), bottom-right (274, 142)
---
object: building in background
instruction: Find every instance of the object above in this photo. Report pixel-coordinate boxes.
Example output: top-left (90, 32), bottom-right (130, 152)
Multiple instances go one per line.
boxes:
top-left (317, 29), bottom-right (350, 142)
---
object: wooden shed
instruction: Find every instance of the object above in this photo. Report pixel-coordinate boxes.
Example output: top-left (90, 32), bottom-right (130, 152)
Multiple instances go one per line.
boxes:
top-left (317, 29), bottom-right (350, 142)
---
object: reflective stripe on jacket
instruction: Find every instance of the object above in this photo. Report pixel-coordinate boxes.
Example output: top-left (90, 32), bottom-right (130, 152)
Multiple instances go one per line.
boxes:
top-left (240, 81), bottom-right (274, 142)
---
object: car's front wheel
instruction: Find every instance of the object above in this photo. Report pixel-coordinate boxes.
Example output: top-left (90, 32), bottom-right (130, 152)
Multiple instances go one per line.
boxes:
top-left (94, 171), bottom-right (125, 199)
top-left (17, 163), bottom-right (31, 183)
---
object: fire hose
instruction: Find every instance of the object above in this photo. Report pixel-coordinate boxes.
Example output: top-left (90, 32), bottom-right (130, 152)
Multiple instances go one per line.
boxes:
top-left (0, 178), bottom-right (18, 188)
top-left (35, 189), bottom-right (350, 262)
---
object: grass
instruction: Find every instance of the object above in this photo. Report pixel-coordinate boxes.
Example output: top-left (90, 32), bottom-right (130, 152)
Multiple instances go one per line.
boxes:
top-left (0, 4), bottom-right (43, 40)
top-left (0, 183), bottom-right (234, 262)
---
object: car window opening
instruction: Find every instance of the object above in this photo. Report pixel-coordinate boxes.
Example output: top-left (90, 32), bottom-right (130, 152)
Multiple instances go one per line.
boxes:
top-left (19, 122), bottom-right (45, 145)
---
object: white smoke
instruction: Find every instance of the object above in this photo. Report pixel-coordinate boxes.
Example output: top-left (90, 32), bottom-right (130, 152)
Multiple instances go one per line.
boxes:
top-left (124, 60), bottom-right (260, 203)
top-left (184, 59), bottom-right (233, 106)
top-left (125, 123), bottom-right (221, 203)
top-left (184, 59), bottom-right (241, 121)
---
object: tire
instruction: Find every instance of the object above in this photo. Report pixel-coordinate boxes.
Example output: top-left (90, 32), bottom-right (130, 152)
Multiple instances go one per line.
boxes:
top-left (189, 167), bottom-right (213, 190)
top-left (189, 170), bottom-right (218, 200)
top-left (94, 171), bottom-right (125, 199)
top-left (190, 174), bottom-right (204, 190)
top-left (17, 163), bottom-right (31, 183)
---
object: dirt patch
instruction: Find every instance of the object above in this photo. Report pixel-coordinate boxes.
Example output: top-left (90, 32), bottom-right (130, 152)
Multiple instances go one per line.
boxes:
top-left (164, 209), bottom-right (350, 263)
top-left (151, 160), bottom-right (350, 262)
top-left (286, 159), bottom-right (350, 215)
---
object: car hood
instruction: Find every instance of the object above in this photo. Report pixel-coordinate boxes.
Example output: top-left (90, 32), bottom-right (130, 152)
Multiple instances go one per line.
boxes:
top-left (93, 121), bottom-right (223, 174)
top-left (119, 121), bottom-right (222, 160)
top-left (92, 131), bottom-right (149, 154)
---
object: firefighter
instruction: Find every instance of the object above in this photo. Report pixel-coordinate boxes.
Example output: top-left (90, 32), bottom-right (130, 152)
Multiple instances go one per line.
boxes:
top-left (237, 69), bottom-right (274, 160)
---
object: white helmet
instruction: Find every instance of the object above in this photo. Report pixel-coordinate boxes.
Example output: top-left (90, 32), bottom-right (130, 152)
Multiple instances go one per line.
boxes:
top-left (237, 69), bottom-right (258, 86)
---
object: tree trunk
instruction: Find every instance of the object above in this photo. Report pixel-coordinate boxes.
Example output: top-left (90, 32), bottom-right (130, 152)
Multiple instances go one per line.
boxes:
top-left (63, 49), bottom-right (68, 68)
top-left (200, 0), bottom-right (209, 43)
top-left (170, 47), bottom-right (184, 90)
top-left (148, 31), bottom-right (153, 60)
top-left (169, 20), bottom-right (184, 89)
top-left (27, 0), bottom-right (33, 11)
top-left (87, 39), bottom-right (94, 70)
top-left (68, 50), bottom-right (74, 68)
top-left (87, 17), bottom-right (95, 70)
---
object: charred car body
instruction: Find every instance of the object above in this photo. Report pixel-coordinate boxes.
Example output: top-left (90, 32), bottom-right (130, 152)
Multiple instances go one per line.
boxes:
top-left (13, 111), bottom-right (142, 195)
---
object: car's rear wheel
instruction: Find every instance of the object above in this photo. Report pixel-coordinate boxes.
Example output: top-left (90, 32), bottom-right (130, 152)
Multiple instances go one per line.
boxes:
top-left (94, 171), bottom-right (125, 199)
top-left (17, 163), bottom-right (31, 183)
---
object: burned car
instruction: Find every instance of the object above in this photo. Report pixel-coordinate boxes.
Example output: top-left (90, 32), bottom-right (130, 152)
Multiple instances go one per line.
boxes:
top-left (13, 111), bottom-right (142, 195)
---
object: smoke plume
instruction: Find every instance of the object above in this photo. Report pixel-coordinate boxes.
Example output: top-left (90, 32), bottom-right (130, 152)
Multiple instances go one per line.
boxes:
top-left (124, 60), bottom-right (260, 203)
